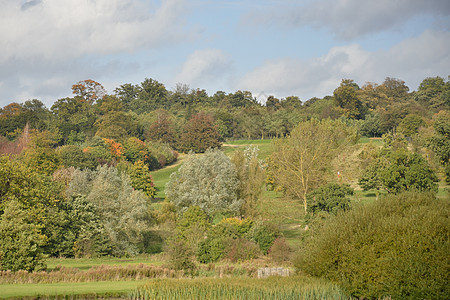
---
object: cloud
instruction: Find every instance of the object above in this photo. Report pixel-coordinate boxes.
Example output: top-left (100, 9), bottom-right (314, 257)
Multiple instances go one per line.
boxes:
top-left (0, 0), bottom-right (191, 106)
top-left (175, 49), bottom-right (232, 88)
top-left (236, 30), bottom-right (450, 100)
top-left (244, 0), bottom-right (450, 40)
top-left (0, 0), bottom-right (189, 63)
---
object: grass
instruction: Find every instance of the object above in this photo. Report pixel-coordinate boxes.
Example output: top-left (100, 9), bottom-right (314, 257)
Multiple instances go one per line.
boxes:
top-left (130, 276), bottom-right (350, 300)
top-left (46, 255), bottom-right (163, 271)
top-left (0, 280), bottom-right (148, 299)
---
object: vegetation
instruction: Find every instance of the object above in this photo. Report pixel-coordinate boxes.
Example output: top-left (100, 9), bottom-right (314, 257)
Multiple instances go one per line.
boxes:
top-left (0, 75), bottom-right (449, 298)
top-left (296, 192), bottom-right (449, 299)
top-left (130, 276), bottom-right (350, 300)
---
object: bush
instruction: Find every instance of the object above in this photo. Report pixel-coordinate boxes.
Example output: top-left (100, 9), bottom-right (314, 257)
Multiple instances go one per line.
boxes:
top-left (246, 221), bottom-right (280, 254)
top-left (306, 183), bottom-right (353, 215)
top-left (268, 237), bottom-right (292, 264)
top-left (225, 238), bottom-right (261, 262)
top-left (295, 192), bottom-right (449, 299)
top-left (166, 239), bottom-right (197, 275)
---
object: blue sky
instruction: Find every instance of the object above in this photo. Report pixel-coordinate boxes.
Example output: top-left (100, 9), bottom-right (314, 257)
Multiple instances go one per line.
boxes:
top-left (0, 0), bottom-right (449, 107)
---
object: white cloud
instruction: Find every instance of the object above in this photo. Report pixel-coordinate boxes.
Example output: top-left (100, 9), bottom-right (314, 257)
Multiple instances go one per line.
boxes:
top-left (0, 0), bottom-right (191, 106)
top-left (244, 0), bottom-right (450, 40)
top-left (236, 30), bottom-right (450, 100)
top-left (175, 49), bottom-right (232, 88)
top-left (0, 0), bottom-right (189, 62)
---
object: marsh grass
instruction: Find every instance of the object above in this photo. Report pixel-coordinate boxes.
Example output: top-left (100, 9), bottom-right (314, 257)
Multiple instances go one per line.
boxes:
top-left (129, 276), bottom-right (350, 300)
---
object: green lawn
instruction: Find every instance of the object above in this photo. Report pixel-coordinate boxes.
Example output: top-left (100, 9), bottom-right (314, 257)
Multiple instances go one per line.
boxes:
top-left (46, 255), bottom-right (163, 271)
top-left (0, 280), bottom-right (148, 299)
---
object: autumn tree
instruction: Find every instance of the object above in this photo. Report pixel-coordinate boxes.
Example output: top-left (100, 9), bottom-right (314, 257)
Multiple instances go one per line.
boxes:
top-left (178, 112), bottom-right (221, 153)
top-left (72, 79), bottom-right (106, 105)
top-left (268, 119), bottom-right (357, 213)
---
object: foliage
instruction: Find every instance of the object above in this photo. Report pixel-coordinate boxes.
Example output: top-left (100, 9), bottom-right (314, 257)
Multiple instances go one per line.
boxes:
top-left (429, 110), bottom-right (450, 182)
top-left (58, 144), bottom-right (98, 170)
top-left (359, 148), bottom-right (439, 194)
top-left (175, 206), bottom-right (211, 252)
top-left (178, 112), bottom-right (221, 153)
top-left (165, 239), bottom-right (197, 274)
top-left (397, 114), bottom-right (426, 137)
top-left (268, 119), bottom-right (357, 212)
top-left (67, 166), bottom-right (153, 256)
top-left (268, 237), bottom-right (292, 264)
top-left (306, 183), bottom-right (353, 215)
top-left (166, 149), bottom-right (242, 217)
top-left (0, 201), bottom-right (47, 272)
top-left (231, 146), bottom-right (265, 217)
top-left (246, 221), bottom-right (280, 254)
top-left (225, 238), bottom-right (261, 262)
top-left (295, 192), bottom-right (449, 299)
top-left (127, 160), bottom-right (156, 198)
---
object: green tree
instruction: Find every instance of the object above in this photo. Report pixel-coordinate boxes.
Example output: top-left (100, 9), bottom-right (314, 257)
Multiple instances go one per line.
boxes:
top-left (306, 183), bottom-right (353, 215)
top-left (359, 148), bottom-right (438, 194)
top-left (333, 79), bottom-right (364, 119)
top-left (0, 201), bottom-right (47, 271)
top-left (231, 146), bottom-right (265, 217)
top-left (268, 119), bottom-right (357, 212)
top-left (397, 114), bottom-right (426, 137)
top-left (429, 110), bottom-right (450, 183)
top-left (166, 149), bottom-right (242, 217)
top-left (128, 160), bottom-right (156, 198)
top-left (176, 206), bottom-right (211, 252)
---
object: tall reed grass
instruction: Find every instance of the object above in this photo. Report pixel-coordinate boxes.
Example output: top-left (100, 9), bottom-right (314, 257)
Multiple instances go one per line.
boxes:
top-left (0, 264), bottom-right (181, 284)
top-left (129, 276), bottom-right (351, 299)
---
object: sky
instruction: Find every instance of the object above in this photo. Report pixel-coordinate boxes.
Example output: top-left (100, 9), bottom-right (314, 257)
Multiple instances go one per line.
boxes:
top-left (0, 0), bottom-right (449, 108)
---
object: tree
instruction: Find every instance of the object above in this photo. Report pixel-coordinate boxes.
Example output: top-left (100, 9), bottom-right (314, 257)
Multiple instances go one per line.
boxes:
top-left (359, 148), bottom-right (438, 194)
top-left (146, 112), bottom-right (177, 146)
top-left (268, 119), bottom-right (357, 213)
top-left (166, 149), bottom-right (242, 217)
top-left (178, 112), bottom-right (221, 153)
top-left (72, 79), bottom-right (106, 105)
top-left (128, 160), bottom-right (156, 198)
top-left (429, 110), bottom-right (450, 183)
top-left (333, 79), bottom-right (364, 119)
top-left (397, 114), bottom-right (426, 137)
top-left (231, 146), bottom-right (265, 217)
top-left (306, 183), bottom-right (353, 215)
top-left (0, 201), bottom-right (47, 271)
top-left (67, 166), bottom-right (153, 256)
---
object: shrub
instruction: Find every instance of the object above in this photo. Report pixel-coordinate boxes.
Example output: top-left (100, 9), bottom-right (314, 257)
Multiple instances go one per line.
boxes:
top-left (225, 238), bottom-right (261, 262)
top-left (165, 239), bottom-right (197, 275)
top-left (268, 237), bottom-right (292, 264)
top-left (246, 221), bottom-right (280, 254)
top-left (306, 183), bottom-right (353, 215)
top-left (197, 237), bottom-right (229, 263)
top-left (176, 206), bottom-right (211, 252)
top-left (295, 192), bottom-right (449, 299)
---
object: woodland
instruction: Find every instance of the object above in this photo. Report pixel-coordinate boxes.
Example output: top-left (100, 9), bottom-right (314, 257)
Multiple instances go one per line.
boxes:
top-left (0, 76), bottom-right (449, 299)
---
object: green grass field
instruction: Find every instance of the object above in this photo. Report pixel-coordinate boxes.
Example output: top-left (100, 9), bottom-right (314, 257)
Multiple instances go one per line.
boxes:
top-left (0, 280), bottom-right (148, 299)
top-left (46, 255), bottom-right (163, 271)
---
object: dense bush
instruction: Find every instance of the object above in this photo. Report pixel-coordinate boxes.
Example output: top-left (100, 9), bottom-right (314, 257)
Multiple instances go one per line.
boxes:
top-left (306, 183), bottom-right (353, 215)
top-left (295, 192), bottom-right (449, 299)
top-left (268, 237), bottom-right (292, 264)
top-left (246, 221), bottom-right (280, 254)
top-left (225, 238), bottom-right (261, 262)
